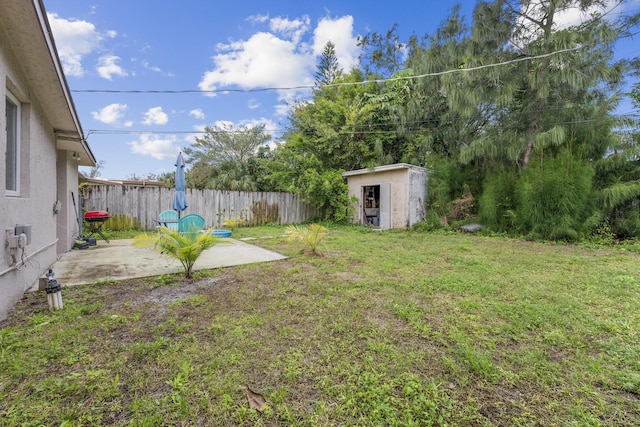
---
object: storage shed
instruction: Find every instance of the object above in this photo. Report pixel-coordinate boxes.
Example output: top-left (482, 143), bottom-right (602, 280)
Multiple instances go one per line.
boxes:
top-left (342, 163), bottom-right (427, 229)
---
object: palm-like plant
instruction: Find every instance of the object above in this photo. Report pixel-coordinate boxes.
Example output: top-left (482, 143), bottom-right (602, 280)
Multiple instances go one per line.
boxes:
top-left (222, 218), bottom-right (246, 229)
top-left (134, 226), bottom-right (219, 278)
top-left (285, 223), bottom-right (328, 256)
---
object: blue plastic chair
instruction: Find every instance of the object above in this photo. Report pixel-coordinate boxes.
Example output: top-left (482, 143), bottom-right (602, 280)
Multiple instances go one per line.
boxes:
top-left (157, 210), bottom-right (179, 231)
top-left (178, 214), bottom-right (205, 236)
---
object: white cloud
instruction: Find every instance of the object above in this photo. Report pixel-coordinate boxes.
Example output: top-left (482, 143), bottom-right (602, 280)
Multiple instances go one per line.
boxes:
top-left (140, 60), bottom-right (175, 77)
top-left (248, 99), bottom-right (260, 109)
top-left (246, 13), bottom-right (269, 24)
top-left (142, 60), bottom-right (161, 73)
top-left (128, 134), bottom-right (180, 160)
top-left (47, 12), bottom-right (106, 77)
top-left (97, 54), bottom-right (128, 80)
top-left (183, 124), bottom-right (206, 145)
top-left (220, 118), bottom-right (277, 132)
top-left (249, 118), bottom-right (277, 134)
top-left (189, 109), bottom-right (206, 120)
top-left (274, 91), bottom-right (306, 117)
top-left (199, 31), bottom-right (315, 93)
top-left (274, 103), bottom-right (291, 117)
top-left (91, 103), bottom-right (128, 124)
top-left (313, 16), bottom-right (359, 71)
top-left (270, 16), bottom-right (310, 44)
top-left (198, 14), bottom-right (360, 102)
top-left (142, 107), bottom-right (169, 125)
top-left (552, 1), bottom-right (621, 28)
top-left (514, 1), bottom-right (635, 44)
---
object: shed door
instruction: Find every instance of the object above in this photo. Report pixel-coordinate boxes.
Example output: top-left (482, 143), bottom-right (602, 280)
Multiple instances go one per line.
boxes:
top-left (379, 182), bottom-right (391, 230)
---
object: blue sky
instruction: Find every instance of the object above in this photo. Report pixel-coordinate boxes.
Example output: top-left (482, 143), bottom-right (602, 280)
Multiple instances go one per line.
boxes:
top-left (43, 0), bottom-right (639, 179)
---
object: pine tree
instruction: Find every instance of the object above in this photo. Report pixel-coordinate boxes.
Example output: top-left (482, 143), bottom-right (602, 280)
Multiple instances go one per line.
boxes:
top-left (449, 0), bottom-right (628, 169)
top-left (315, 41), bottom-right (343, 87)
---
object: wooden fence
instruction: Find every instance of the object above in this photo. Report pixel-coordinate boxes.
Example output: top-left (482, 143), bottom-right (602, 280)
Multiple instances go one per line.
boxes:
top-left (81, 185), bottom-right (320, 231)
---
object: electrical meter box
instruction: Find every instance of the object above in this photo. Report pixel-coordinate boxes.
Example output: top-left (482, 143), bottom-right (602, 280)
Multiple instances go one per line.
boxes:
top-left (15, 224), bottom-right (31, 245)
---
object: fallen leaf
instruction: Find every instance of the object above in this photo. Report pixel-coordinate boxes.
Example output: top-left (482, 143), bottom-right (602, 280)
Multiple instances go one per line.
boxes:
top-left (246, 386), bottom-right (266, 412)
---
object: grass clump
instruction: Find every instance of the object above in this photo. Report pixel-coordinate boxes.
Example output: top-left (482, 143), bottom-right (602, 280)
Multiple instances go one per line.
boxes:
top-left (285, 223), bottom-right (328, 255)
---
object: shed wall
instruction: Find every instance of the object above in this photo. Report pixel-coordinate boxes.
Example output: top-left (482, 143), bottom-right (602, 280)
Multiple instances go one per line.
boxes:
top-left (346, 169), bottom-right (410, 229)
top-left (408, 169), bottom-right (428, 226)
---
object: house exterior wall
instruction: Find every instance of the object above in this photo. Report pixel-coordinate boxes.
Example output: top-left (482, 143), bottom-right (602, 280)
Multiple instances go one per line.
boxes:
top-left (56, 152), bottom-right (81, 253)
top-left (0, 12), bottom-right (78, 320)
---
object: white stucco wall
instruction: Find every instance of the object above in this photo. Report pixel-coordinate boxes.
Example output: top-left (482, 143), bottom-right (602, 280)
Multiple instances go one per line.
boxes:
top-left (344, 164), bottom-right (428, 229)
top-left (0, 27), bottom-right (70, 320)
top-left (56, 153), bottom-right (81, 253)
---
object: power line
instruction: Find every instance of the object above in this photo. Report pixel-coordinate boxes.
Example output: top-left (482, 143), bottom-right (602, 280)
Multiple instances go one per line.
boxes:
top-left (85, 113), bottom-right (638, 139)
top-left (73, 46), bottom-right (586, 95)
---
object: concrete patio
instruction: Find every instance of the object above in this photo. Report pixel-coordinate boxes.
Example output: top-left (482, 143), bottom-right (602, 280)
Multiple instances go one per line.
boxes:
top-left (41, 238), bottom-right (287, 288)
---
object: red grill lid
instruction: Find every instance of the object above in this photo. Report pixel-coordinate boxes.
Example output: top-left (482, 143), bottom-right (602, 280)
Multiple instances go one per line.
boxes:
top-left (84, 210), bottom-right (109, 219)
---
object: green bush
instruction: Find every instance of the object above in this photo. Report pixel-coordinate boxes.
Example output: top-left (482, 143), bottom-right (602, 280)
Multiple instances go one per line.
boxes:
top-left (479, 168), bottom-right (518, 232)
top-left (515, 151), bottom-right (595, 241)
top-left (299, 169), bottom-right (354, 222)
top-left (426, 155), bottom-right (484, 222)
top-left (585, 217), bottom-right (617, 245)
top-left (411, 210), bottom-right (444, 232)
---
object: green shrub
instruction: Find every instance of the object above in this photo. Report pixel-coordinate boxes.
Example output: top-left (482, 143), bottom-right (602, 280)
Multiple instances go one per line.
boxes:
top-left (426, 155), bottom-right (484, 223)
top-left (585, 217), bottom-right (616, 245)
top-left (285, 223), bottom-right (329, 255)
top-left (299, 169), bottom-right (355, 222)
top-left (479, 168), bottom-right (518, 232)
top-left (515, 150), bottom-right (595, 241)
top-left (411, 210), bottom-right (444, 232)
top-left (133, 226), bottom-right (220, 278)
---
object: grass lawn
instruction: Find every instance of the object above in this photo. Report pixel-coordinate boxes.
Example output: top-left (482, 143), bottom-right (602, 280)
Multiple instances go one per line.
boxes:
top-left (1, 225), bottom-right (639, 426)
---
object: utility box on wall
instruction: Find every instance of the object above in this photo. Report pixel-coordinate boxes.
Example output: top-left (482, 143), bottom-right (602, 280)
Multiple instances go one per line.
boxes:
top-left (342, 164), bottom-right (427, 230)
top-left (15, 224), bottom-right (31, 245)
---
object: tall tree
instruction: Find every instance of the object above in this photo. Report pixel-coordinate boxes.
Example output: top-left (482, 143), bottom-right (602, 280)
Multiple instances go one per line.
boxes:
top-left (357, 24), bottom-right (407, 77)
top-left (446, 0), bottom-right (638, 239)
top-left (449, 0), bottom-right (629, 169)
top-left (287, 69), bottom-right (385, 172)
top-left (360, 7), bottom-right (489, 217)
top-left (268, 69), bottom-right (386, 220)
top-left (356, 0), bottom-right (639, 238)
top-left (315, 41), bottom-right (343, 87)
top-left (185, 123), bottom-right (272, 191)
top-left (588, 80), bottom-right (640, 238)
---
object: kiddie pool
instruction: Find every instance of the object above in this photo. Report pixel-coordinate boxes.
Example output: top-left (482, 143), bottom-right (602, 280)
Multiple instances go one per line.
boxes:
top-left (210, 229), bottom-right (232, 237)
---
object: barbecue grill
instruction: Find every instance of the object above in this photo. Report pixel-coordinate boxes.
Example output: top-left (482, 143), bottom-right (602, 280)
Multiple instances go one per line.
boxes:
top-left (84, 210), bottom-right (110, 243)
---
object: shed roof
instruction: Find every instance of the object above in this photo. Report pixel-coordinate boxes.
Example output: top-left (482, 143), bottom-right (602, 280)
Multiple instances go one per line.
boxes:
top-left (342, 163), bottom-right (426, 178)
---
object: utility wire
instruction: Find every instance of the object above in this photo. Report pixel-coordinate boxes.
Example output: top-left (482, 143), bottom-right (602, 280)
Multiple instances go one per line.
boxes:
top-left (73, 46), bottom-right (586, 95)
top-left (85, 113), bottom-right (639, 139)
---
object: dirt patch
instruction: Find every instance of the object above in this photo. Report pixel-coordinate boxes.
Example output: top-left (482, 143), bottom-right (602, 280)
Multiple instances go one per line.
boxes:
top-left (142, 276), bottom-right (221, 305)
